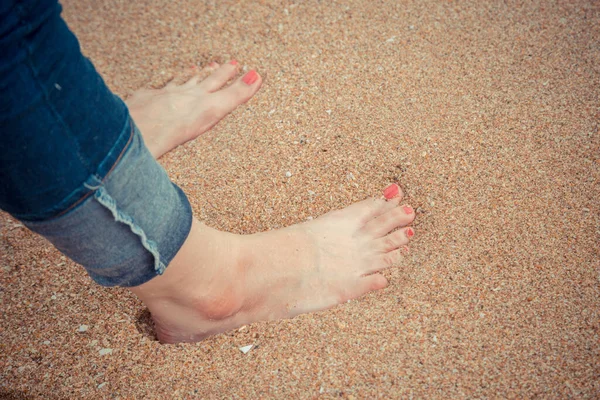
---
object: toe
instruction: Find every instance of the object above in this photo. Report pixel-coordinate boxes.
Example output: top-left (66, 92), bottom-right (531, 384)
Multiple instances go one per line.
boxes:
top-left (204, 61), bottom-right (220, 72)
top-left (363, 236), bottom-right (411, 275)
top-left (198, 61), bottom-right (240, 92)
top-left (184, 76), bottom-right (200, 86)
top-left (185, 62), bottom-right (221, 87)
top-left (343, 274), bottom-right (388, 301)
top-left (209, 70), bottom-right (263, 113)
top-left (381, 247), bottom-right (407, 268)
top-left (363, 204), bottom-right (415, 237)
top-left (338, 195), bottom-right (401, 225)
top-left (382, 183), bottom-right (403, 200)
top-left (377, 227), bottom-right (413, 252)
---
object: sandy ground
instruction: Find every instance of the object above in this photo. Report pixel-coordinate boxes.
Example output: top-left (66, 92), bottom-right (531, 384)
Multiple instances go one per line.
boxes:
top-left (1, 0), bottom-right (599, 398)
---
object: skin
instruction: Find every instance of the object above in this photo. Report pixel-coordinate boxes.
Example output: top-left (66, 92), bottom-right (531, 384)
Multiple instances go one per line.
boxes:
top-left (126, 61), bottom-right (416, 343)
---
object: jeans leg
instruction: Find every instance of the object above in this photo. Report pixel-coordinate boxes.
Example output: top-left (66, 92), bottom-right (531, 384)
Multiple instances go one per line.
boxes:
top-left (0, 0), bottom-right (193, 287)
top-left (23, 123), bottom-right (193, 287)
top-left (0, 0), bottom-right (130, 221)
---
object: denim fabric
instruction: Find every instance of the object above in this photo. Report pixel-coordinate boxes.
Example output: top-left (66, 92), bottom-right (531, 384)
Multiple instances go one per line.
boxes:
top-left (23, 123), bottom-right (193, 287)
top-left (0, 0), bottom-right (130, 221)
top-left (0, 0), bottom-right (193, 286)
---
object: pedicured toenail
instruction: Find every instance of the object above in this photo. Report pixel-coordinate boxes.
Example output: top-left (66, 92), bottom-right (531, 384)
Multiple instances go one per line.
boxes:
top-left (242, 70), bottom-right (258, 85)
top-left (406, 228), bottom-right (415, 237)
top-left (383, 184), bottom-right (399, 199)
top-left (403, 205), bottom-right (413, 214)
top-left (229, 60), bottom-right (238, 65)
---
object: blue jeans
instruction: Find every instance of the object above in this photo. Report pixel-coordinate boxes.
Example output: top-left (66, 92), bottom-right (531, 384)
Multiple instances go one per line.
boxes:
top-left (0, 0), bottom-right (192, 286)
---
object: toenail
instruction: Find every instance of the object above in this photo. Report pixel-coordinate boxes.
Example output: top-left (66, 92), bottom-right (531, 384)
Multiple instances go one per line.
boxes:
top-left (229, 59), bottom-right (238, 65)
top-left (403, 205), bottom-right (413, 214)
top-left (209, 61), bottom-right (219, 68)
top-left (383, 183), bottom-right (399, 199)
top-left (406, 228), bottom-right (415, 238)
top-left (242, 70), bottom-right (258, 85)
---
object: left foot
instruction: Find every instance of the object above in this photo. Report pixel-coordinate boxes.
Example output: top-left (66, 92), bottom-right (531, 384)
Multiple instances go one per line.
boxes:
top-left (126, 61), bottom-right (262, 158)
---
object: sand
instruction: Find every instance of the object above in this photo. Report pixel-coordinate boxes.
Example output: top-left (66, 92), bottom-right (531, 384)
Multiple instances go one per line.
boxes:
top-left (1, 0), bottom-right (599, 398)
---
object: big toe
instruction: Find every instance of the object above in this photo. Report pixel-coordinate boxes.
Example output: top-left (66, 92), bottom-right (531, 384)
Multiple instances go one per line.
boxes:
top-left (339, 184), bottom-right (404, 224)
top-left (185, 69), bottom-right (262, 136)
top-left (208, 70), bottom-right (262, 118)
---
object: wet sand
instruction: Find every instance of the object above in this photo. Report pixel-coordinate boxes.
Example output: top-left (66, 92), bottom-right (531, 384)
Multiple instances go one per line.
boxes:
top-left (1, 0), bottom-right (599, 398)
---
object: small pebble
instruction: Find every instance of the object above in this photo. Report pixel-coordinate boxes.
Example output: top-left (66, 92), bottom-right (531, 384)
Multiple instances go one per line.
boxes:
top-left (99, 348), bottom-right (113, 356)
top-left (239, 345), bottom-right (254, 354)
top-left (97, 382), bottom-right (107, 389)
top-left (78, 325), bottom-right (89, 333)
top-left (285, 171), bottom-right (292, 178)
top-left (43, 341), bottom-right (51, 345)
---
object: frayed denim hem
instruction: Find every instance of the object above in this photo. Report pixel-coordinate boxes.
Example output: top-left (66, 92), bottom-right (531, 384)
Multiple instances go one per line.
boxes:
top-left (93, 186), bottom-right (167, 275)
top-left (23, 121), bottom-right (192, 287)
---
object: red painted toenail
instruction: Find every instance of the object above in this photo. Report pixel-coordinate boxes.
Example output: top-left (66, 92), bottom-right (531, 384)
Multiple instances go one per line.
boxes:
top-left (403, 205), bottom-right (413, 214)
top-left (229, 60), bottom-right (238, 65)
top-left (406, 228), bottom-right (414, 237)
top-left (383, 184), bottom-right (399, 199)
top-left (242, 70), bottom-right (258, 85)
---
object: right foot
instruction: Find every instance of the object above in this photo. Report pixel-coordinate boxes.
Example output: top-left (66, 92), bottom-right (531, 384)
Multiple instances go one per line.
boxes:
top-left (129, 184), bottom-right (416, 343)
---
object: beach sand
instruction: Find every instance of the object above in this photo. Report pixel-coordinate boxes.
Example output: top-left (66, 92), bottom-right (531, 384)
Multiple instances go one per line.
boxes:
top-left (1, 0), bottom-right (598, 398)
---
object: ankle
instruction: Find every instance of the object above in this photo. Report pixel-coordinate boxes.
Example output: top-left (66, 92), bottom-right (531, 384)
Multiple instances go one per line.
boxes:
top-left (129, 219), bottom-right (249, 322)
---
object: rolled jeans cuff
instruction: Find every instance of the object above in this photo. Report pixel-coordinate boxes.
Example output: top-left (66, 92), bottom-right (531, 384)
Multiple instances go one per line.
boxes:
top-left (23, 121), bottom-right (193, 287)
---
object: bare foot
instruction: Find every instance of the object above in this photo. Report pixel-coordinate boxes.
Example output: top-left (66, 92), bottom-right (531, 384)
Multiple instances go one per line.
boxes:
top-left (126, 61), bottom-right (262, 159)
top-left (129, 184), bottom-right (415, 343)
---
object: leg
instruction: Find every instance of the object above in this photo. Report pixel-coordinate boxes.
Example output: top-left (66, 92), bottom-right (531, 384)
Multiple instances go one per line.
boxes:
top-left (1, 1), bottom-right (416, 344)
